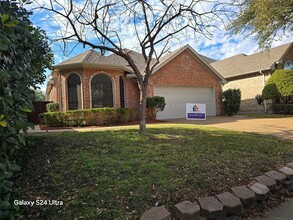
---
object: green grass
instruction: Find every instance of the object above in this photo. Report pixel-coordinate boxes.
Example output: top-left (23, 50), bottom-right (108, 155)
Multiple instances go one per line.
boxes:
top-left (14, 124), bottom-right (293, 219)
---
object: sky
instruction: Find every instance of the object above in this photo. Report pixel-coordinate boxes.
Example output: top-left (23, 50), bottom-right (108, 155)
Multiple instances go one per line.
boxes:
top-left (27, 0), bottom-right (292, 92)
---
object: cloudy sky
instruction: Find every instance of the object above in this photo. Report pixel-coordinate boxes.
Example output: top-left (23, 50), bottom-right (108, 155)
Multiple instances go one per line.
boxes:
top-left (28, 0), bottom-right (292, 91)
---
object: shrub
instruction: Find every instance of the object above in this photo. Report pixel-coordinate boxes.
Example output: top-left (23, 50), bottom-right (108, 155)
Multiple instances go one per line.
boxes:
top-left (262, 70), bottom-right (293, 100)
top-left (83, 108), bottom-right (119, 126)
top-left (41, 112), bottom-right (65, 127)
top-left (116, 108), bottom-right (138, 123)
top-left (146, 96), bottom-right (166, 112)
top-left (63, 110), bottom-right (84, 126)
top-left (272, 104), bottom-right (293, 115)
top-left (42, 108), bottom-right (138, 127)
top-left (146, 108), bottom-right (156, 120)
top-left (46, 103), bottom-right (59, 112)
top-left (146, 96), bottom-right (166, 120)
top-left (0, 1), bottom-right (52, 218)
top-left (222, 89), bottom-right (241, 116)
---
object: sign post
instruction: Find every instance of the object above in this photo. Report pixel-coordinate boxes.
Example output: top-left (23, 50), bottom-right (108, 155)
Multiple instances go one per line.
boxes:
top-left (186, 103), bottom-right (206, 120)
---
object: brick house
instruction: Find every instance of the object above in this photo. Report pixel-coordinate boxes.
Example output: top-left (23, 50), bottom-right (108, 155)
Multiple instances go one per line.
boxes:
top-left (46, 45), bottom-right (226, 119)
top-left (210, 42), bottom-right (293, 113)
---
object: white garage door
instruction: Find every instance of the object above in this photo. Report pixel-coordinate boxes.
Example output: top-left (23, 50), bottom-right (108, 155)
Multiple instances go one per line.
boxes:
top-left (154, 86), bottom-right (216, 120)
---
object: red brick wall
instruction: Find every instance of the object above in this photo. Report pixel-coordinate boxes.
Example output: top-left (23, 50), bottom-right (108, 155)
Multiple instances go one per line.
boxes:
top-left (125, 78), bottom-right (140, 108)
top-left (56, 67), bottom-right (139, 111)
top-left (53, 49), bottom-right (223, 115)
top-left (149, 50), bottom-right (223, 115)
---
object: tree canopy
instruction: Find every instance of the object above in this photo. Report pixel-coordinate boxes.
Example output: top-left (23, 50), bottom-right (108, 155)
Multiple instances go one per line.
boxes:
top-left (0, 0), bottom-right (53, 217)
top-left (34, 89), bottom-right (46, 101)
top-left (262, 70), bottom-right (293, 100)
top-left (229, 0), bottom-right (293, 48)
top-left (36, 0), bottom-right (231, 133)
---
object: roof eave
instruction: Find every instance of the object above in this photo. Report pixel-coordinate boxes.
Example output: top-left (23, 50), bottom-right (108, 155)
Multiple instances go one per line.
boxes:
top-left (225, 68), bottom-right (273, 80)
top-left (53, 63), bottom-right (131, 72)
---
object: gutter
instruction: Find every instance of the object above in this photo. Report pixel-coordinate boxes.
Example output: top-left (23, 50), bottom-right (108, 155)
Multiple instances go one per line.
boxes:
top-left (225, 68), bottom-right (272, 81)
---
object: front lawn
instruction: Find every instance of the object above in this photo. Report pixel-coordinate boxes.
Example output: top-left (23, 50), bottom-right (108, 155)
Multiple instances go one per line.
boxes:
top-left (14, 124), bottom-right (293, 219)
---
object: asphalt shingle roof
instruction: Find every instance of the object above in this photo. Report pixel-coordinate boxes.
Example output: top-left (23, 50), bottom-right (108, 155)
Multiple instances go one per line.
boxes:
top-left (55, 46), bottom-right (215, 73)
top-left (56, 49), bottom-right (152, 73)
top-left (210, 43), bottom-right (292, 78)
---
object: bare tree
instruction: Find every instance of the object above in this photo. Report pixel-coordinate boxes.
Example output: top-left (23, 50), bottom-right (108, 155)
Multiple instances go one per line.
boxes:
top-left (35, 0), bottom-right (233, 133)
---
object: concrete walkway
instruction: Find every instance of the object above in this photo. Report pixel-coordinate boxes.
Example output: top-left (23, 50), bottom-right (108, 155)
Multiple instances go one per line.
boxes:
top-left (252, 198), bottom-right (293, 220)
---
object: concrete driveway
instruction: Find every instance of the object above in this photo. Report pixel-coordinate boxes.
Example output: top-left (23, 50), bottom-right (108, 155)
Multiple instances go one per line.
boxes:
top-left (167, 116), bottom-right (293, 140)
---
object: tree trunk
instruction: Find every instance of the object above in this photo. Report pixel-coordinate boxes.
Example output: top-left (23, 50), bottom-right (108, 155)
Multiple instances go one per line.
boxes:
top-left (139, 86), bottom-right (147, 133)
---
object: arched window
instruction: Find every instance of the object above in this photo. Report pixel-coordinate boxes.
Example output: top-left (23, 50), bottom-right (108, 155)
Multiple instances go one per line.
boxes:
top-left (67, 73), bottom-right (81, 110)
top-left (91, 74), bottom-right (113, 108)
top-left (119, 76), bottom-right (125, 108)
top-left (284, 61), bottom-right (293, 70)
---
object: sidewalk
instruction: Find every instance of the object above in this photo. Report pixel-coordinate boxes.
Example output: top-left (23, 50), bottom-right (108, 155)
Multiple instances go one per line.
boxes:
top-left (252, 198), bottom-right (293, 220)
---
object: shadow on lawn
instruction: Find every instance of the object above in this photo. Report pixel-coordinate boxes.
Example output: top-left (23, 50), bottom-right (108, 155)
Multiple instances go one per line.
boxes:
top-left (13, 126), bottom-right (293, 220)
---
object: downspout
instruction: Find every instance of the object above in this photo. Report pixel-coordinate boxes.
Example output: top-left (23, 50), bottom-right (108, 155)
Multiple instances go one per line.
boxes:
top-left (260, 70), bottom-right (267, 113)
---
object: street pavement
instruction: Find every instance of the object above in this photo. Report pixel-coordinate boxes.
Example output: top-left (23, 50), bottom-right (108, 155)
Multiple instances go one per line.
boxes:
top-left (251, 198), bottom-right (293, 220)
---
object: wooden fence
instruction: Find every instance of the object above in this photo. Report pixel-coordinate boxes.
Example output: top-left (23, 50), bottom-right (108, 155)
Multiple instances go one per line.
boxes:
top-left (28, 101), bottom-right (51, 124)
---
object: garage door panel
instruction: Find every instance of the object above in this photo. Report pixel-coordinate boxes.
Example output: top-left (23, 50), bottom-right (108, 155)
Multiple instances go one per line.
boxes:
top-left (155, 87), bottom-right (212, 94)
top-left (154, 86), bottom-right (216, 119)
top-left (164, 96), bottom-right (213, 102)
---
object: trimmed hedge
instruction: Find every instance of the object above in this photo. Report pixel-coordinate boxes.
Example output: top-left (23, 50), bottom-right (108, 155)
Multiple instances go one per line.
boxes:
top-left (41, 108), bottom-right (138, 127)
top-left (272, 104), bottom-right (293, 115)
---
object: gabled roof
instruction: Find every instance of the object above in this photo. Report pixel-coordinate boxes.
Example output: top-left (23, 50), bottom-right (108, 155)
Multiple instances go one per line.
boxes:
top-left (210, 42), bottom-right (292, 79)
top-left (152, 44), bottom-right (226, 83)
top-left (53, 45), bottom-right (224, 82)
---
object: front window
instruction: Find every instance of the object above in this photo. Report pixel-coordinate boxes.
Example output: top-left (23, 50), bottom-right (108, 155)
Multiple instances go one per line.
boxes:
top-left (91, 74), bottom-right (113, 108)
top-left (67, 73), bottom-right (81, 110)
top-left (284, 61), bottom-right (293, 70)
top-left (119, 76), bottom-right (125, 108)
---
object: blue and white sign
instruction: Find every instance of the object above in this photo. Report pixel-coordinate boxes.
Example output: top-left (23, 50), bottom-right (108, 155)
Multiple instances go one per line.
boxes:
top-left (186, 103), bottom-right (206, 120)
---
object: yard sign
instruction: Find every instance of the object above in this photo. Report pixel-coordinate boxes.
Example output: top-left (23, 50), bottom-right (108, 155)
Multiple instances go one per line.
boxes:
top-left (186, 103), bottom-right (206, 120)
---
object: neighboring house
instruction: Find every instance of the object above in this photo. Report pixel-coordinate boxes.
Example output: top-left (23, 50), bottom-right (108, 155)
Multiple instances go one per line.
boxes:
top-left (46, 45), bottom-right (226, 120)
top-left (211, 42), bottom-right (293, 113)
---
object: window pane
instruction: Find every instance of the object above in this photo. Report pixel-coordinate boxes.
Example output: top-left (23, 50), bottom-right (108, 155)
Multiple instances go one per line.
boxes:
top-left (91, 74), bottom-right (113, 108)
top-left (284, 61), bottom-right (293, 70)
top-left (67, 73), bottom-right (81, 110)
top-left (119, 76), bottom-right (125, 108)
